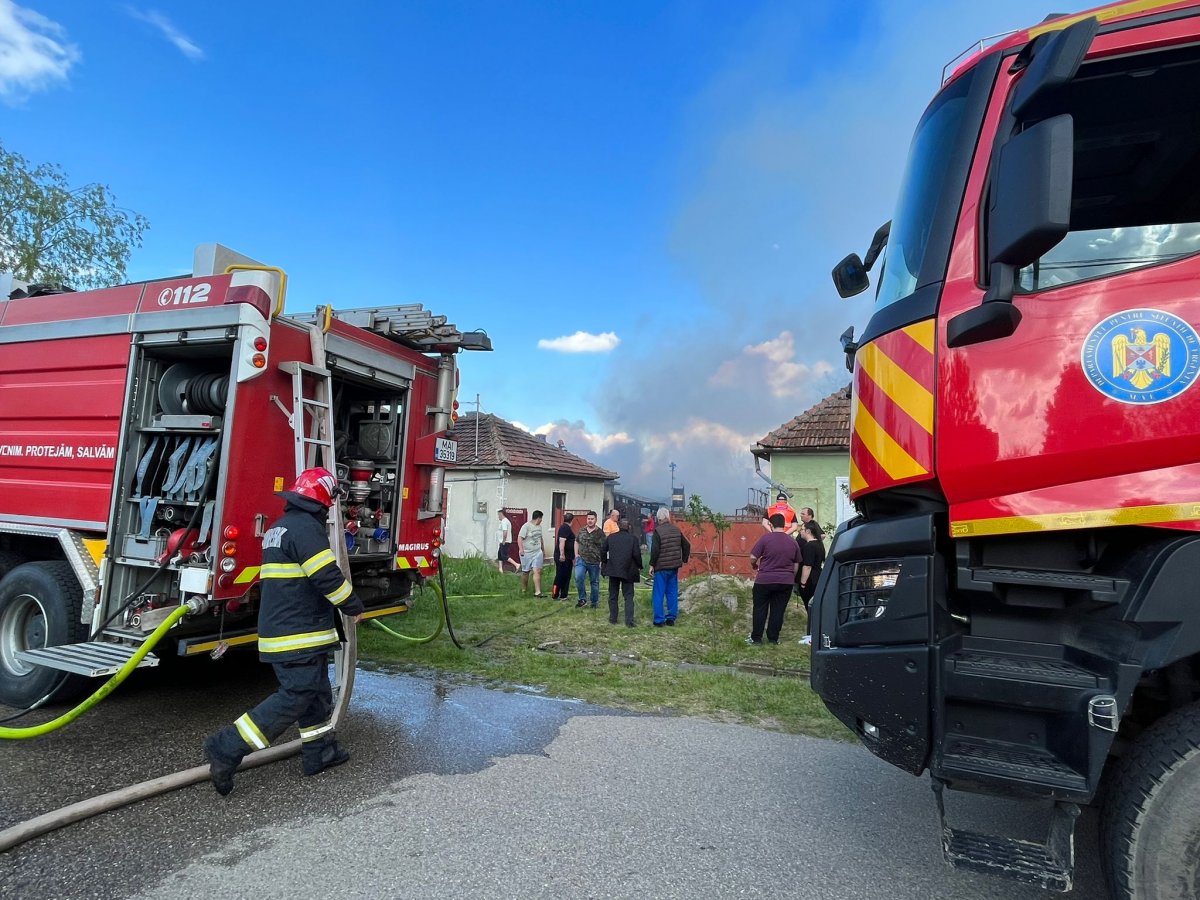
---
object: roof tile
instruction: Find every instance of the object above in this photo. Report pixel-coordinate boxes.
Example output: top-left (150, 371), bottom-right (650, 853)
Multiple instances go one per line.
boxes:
top-left (756, 384), bottom-right (851, 452)
top-left (449, 413), bottom-right (619, 480)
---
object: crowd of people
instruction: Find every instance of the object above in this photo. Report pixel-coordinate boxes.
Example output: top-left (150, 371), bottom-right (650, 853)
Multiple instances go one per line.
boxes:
top-left (492, 506), bottom-right (690, 628)
top-left (491, 492), bottom-right (824, 641)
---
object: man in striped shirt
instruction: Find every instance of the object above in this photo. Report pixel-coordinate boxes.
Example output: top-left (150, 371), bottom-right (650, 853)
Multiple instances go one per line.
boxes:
top-left (203, 467), bottom-right (363, 796)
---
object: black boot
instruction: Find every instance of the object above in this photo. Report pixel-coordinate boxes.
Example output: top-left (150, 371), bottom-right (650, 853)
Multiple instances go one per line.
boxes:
top-left (203, 734), bottom-right (240, 796)
top-left (302, 740), bottom-right (351, 777)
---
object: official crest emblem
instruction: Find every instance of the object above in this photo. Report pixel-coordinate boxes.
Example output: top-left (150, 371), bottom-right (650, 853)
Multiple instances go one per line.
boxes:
top-left (1082, 309), bottom-right (1200, 404)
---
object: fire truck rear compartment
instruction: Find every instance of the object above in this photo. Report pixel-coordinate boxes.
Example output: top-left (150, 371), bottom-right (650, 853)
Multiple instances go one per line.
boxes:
top-left (102, 338), bottom-right (420, 652)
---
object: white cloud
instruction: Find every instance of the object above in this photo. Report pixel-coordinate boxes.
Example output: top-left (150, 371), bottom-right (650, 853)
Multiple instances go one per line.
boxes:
top-left (126, 8), bottom-right (204, 61)
top-left (709, 330), bottom-right (835, 398)
top-left (537, 330), bottom-right (620, 353)
top-left (0, 1), bottom-right (79, 103)
top-left (536, 420), bottom-right (634, 455)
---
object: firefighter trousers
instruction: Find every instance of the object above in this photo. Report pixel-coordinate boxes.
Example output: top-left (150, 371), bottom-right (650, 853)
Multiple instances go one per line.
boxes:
top-left (209, 652), bottom-right (336, 768)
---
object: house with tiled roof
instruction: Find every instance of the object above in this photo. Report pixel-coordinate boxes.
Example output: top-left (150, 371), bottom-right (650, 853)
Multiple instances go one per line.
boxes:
top-left (751, 385), bottom-right (853, 531)
top-left (442, 412), bottom-right (619, 561)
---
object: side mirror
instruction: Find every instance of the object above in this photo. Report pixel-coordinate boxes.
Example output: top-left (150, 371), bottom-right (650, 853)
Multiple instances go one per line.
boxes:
top-left (832, 254), bottom-right (870, 298)
top-left (947, 114), bottom-right (1073, 349)
top-left (988, 114), bottom-right (1073, 268)
top-left (1011, 17), bottom-right (1098, 119)
top-left (840, 326), bottom-right (858, 373)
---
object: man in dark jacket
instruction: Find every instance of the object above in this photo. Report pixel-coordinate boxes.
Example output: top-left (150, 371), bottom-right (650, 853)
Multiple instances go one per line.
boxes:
top-left (203, 467), bottom-right (364, 795)
top-left (648, 507), bottom-right (689, 627)
top-left (602, 518), bottom-right (642, 627)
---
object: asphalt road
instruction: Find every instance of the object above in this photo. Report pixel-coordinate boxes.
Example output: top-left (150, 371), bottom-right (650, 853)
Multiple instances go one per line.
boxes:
top-left (1, 661), bottom-right (1107, 899)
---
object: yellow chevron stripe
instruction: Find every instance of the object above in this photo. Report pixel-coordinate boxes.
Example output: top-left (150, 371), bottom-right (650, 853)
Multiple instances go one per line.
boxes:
top-left (860, 342), bottom-right (934, 433)
top-left (849, 458), bottom-right (868, 495)
top-left (184, 632), bottom-right (259, 656)
top-left (853, 400), bottom-right (928, 481)
top-left (902, 319), bottom-right (935, 354)
top-left (234, 566), bottom-right (260, 584)
top-left (951, 501), bottom-right (1200, 537)
top-left (82, 538), bottom-right (107, 567)
top-left (397, 558), bottom-right (412, 569)
top-left (359, 604), bottom-right (409, 621)
top-left (1028, 0), bottom-right (1184, 38)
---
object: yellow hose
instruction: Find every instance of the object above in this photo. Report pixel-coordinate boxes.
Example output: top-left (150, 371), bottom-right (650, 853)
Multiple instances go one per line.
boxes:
top-left (369, 580), bottom-right (446, 644)
top-left (0, 605), bottom-right (190, 740)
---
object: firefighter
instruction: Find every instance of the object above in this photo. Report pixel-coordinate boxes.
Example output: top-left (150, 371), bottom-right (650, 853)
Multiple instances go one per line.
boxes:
top-left (203, 467), bottom-right (364, 796)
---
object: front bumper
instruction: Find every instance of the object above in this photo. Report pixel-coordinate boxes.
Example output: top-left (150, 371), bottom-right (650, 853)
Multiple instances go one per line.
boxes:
top-left (810, 512), bottom-right (941, 775)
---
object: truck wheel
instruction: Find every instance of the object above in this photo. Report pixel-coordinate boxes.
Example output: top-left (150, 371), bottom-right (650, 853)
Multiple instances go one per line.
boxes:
top-left (0, 561), bottom-right (88, 708)
top-left (1102, 703), bottom-right (1200, 900)
top-left (0, 550), bottom-right (23, 580)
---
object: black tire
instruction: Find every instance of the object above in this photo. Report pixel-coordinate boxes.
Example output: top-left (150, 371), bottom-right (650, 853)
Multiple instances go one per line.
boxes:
top-left (0, 550), bottom-right (23, 581)
top-left (1102, 703), bottom-right (1200, 899)
top-left (0, 561), bottom-right (89, 707)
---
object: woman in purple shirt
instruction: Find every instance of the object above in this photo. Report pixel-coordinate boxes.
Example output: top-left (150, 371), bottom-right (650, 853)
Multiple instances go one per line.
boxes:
top-left (746, 513), bottom-right (802, 644)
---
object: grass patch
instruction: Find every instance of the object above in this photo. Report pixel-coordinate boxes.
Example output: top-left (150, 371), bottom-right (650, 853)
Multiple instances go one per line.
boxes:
top-left (357, 556), bottom-right (849, 740)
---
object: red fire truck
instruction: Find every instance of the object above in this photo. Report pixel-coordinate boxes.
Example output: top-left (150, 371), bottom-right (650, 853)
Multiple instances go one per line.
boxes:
top-left (811, 2), bottom-right (1200, 896)
top-left (0, 244), bottom-right (489, 709)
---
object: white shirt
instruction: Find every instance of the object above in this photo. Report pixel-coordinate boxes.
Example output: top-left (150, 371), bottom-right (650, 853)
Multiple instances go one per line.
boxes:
top-left (497, 517), bottom-right (512, 543)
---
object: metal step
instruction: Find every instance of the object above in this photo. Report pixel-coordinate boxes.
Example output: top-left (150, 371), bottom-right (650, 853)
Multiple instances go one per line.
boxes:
top-left (951, 652), bottom-right (1100, 687)
top-left (959, 565), bottom-right (1126, 604)
top-left (15, 642), bottom-right (159, 677)
top-left (940, 737), bottom-right (1087, 792)
top-left (936, 784), bottom-right (1078, 893)
top-left (945, 649), bottom-right (1109, 710)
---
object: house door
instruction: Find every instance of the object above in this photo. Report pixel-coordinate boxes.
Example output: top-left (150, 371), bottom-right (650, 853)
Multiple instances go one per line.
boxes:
top-left (504, 507), bottom-right (527, 565)
top-left (551, 491), bottom-right (567, 530)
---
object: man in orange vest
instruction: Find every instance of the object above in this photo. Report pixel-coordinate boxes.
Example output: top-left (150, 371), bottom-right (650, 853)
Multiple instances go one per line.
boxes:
top-left (762, 492), bottom-right (799, 535)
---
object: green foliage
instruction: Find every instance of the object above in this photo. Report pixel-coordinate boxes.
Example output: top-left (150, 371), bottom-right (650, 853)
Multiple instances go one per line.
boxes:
top-left (0, 142), bottom-right (149, 289)
top-left (684, 493), bottom-right (730, 535)
top-left (680, 493), bottom-right (731, 574)
top-left (358, 558), bottom-right (849, 739)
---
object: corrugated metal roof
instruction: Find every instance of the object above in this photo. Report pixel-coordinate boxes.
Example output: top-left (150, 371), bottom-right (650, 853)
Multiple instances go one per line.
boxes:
top-left (449, 412), bottom-right (619, 481)
top-left (755, 384), bottom-right (852, 453)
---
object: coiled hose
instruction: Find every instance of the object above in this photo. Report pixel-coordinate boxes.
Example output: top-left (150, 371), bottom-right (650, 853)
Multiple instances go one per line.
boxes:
top-left (369, 571), bottom-right (463, 649)
top-left (0, 605), bottom-right (190, 740)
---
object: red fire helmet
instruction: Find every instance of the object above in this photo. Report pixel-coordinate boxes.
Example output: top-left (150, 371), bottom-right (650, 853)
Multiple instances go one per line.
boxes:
top-left (286, 467), bottom-right (342, 507)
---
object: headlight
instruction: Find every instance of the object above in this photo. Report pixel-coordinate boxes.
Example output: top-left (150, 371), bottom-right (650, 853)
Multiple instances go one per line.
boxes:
top-left (839, 559), bottom-right (902, 624)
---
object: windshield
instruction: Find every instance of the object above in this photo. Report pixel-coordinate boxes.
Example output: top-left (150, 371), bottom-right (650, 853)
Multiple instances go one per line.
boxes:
top-left (874, 68), bottom-right (980, 311)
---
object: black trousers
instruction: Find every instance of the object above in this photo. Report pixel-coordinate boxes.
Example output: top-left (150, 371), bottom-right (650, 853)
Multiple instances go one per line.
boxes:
top-left (552, 560), bottom-right (573, 598)
top-left (751, 583), bottom-right (792, 643)
top-left (210, 652), bottom-right (335, 767)
top-left (608, 576), bottom-right (636, 625)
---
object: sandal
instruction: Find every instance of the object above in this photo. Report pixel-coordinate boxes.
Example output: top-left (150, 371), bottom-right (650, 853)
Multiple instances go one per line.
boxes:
top-left (533, 592), bottom-right (545, 598)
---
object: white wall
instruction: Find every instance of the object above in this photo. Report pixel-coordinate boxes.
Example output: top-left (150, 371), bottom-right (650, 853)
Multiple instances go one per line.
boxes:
top-left (442, 470), bottom-right (610, 559)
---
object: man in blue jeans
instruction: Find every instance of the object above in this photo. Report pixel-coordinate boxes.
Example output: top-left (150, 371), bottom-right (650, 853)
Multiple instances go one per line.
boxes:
top-left (648, 507), bottom-right (690, 626)
top-left (574, 510), bottom-right (604, 608)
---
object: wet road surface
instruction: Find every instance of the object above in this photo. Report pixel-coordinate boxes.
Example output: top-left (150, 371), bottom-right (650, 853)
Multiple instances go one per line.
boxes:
top-left (1, 661), bottom-right (1107, 899)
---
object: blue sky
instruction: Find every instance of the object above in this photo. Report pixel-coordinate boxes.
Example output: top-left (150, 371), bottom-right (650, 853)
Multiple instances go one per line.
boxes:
top-left (3, 0), bottom-right (1070, 509)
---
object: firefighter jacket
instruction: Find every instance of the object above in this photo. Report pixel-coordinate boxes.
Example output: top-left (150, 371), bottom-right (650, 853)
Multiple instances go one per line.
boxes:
top-left (257, 493), bottom-right (364, 662)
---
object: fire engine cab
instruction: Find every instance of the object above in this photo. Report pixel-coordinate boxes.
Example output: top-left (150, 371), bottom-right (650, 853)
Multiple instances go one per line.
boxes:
top-left (0, 244), bottom-right (489, 709)
top-left (812, 2), bottom-right (1200, 897)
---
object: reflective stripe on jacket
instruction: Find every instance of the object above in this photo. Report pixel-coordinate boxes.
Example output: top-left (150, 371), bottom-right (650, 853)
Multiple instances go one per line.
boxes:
top-left (257, 498), bottom-right (364, 662)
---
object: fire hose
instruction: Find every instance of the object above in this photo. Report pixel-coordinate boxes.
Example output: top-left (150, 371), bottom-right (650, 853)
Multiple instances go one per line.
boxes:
top-left (0, 612), bottom-right (358, 853)
top-left (369, 571), bottom-right (462, 649)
